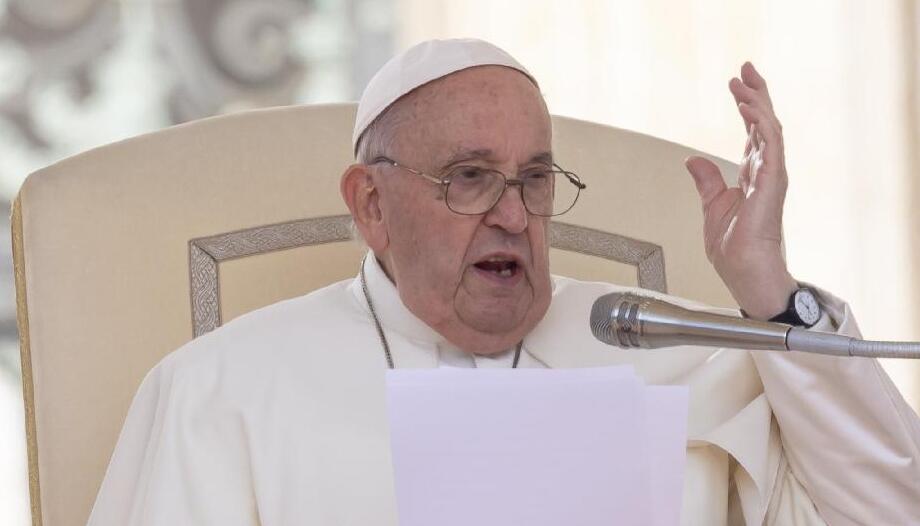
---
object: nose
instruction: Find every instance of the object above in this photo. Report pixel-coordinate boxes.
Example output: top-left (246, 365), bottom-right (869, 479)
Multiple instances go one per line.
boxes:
top-left (483, 181), bottom-right (528, 234)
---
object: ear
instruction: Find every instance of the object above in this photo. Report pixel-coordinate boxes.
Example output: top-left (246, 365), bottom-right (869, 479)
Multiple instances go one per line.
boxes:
top-left (340, 163), bottom-right (389, 252)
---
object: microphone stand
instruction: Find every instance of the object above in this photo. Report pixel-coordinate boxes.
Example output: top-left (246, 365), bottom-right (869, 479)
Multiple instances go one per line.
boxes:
top-left (591, 293), bottom-right (920, 359)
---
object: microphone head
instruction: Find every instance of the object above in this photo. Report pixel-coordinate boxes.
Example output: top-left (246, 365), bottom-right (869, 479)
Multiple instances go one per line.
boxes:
top-left (592, 291), bottom-right (791, 351)
top-left (590, 292), bottom-right (647, 348)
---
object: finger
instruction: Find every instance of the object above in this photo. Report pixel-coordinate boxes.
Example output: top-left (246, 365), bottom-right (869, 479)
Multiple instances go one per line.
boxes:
top-left (731, 75), bottom-right (774, 115)
top-left (738, 105), bottom-right (782, 171)
top-left (755, 122), bottom-right (785, 188)
top-left (738, 103), bottom-right (781, 142)
top-left (741, 62), bottom-right (777, 114)
top-left (741, 62), bottom-right (768, 92)
top-left (729, 77), bottom-right (743, 103)
top-left (743, 121), bottom-right (756, 156)
top-left (732, 79), bottom-right (780, 139)
top-left (738, 123), bottom-right (756, 192)
top-left (729, 78), bottom-right (753, 132)
top-left (739, 159), bottom-right (752, 195)
top-left (737, 107), bottom-right (787, 199)
top-left (738, 99), bottom-right (783, 164)
top-left (685, 156), bottom-right (728, 210)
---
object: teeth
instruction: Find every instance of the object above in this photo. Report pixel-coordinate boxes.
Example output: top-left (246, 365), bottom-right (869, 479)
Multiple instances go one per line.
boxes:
top-left (498, 268), bottom-right (512, 277)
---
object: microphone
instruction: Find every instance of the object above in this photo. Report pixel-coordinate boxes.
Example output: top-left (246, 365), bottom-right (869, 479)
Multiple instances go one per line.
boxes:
top-left (590, 292), bottom-right (920, 359)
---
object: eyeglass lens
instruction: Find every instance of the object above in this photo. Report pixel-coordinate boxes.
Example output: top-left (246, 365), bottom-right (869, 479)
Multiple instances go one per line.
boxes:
top-left (444, 166), bottom-right (580, 216)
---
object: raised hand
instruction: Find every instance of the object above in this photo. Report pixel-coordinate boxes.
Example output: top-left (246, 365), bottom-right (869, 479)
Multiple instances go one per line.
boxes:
top-left (684, 62), bottom-right (798, 320)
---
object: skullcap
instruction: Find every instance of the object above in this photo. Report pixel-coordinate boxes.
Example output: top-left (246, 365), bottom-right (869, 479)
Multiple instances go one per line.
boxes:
top-left (352, 38), bottom-right (537, 155)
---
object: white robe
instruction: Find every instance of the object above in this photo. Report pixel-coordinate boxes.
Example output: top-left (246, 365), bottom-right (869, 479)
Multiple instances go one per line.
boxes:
top-left (87, 255), bottom-right (920, 526)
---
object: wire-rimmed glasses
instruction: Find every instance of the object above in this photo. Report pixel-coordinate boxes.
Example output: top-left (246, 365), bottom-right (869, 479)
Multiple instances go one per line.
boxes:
top-left (371, 156), bottom-right (586, 217)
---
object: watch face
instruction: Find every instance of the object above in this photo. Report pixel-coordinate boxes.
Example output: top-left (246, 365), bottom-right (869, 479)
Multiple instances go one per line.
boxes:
top-left (794, 289), bottom-right (821, 326)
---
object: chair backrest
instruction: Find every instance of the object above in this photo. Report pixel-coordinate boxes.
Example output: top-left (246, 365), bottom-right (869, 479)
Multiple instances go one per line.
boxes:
top-left (12, 103), bottom-right (738, 526)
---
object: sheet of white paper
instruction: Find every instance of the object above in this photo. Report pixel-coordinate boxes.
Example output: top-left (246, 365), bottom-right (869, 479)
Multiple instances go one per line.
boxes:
top-left (387, 367), bottom-right (656, 526)
top-left (645, 386), bottom-right (690, 526)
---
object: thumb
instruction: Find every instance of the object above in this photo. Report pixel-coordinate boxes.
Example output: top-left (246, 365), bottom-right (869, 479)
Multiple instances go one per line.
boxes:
top-left (685, 156), bottom-right (726, 208)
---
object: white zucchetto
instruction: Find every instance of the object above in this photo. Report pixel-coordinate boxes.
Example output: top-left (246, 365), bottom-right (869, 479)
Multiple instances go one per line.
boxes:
top-left (352, 38), bottom-right (537, 155)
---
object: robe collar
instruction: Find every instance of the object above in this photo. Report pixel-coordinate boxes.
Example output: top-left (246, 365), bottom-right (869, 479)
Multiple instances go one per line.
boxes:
top-left (352, 253), bottom-right (446, 346)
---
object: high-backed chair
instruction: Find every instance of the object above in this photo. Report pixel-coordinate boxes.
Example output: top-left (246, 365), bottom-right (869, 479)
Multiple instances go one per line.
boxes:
top-left (12, 103), bottom-right (738, 526)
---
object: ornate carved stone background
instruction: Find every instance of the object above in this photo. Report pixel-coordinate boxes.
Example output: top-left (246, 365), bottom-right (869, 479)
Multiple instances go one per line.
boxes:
top-left (0, 0), bottom-right (317, 149)
top-left (0, 0), bottom-right (392, 197)
top-left (153, 0), bottom-right (311, 122)
top-left (0, 0), bottom-right (394, 363)
top-left (0, 0), bottom-right (119, 149)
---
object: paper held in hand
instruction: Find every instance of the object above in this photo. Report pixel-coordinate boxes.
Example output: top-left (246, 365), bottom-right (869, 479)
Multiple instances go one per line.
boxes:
top-left (386, 366), bottom-right (689, 526)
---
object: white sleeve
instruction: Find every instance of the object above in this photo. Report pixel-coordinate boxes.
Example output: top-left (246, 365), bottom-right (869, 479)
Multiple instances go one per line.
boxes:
top-left (751, 286), bottom-right (920, 525)
top-left (85, 352), bottom-right (261, 526)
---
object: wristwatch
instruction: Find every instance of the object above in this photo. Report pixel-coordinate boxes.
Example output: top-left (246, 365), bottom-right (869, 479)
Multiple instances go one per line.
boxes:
top-left (769, 287), bottom-right (822, 328)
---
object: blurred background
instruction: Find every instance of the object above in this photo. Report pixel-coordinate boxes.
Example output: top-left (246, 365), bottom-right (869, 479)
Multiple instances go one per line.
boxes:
top-left (1, 0), bottom-right (917, 523)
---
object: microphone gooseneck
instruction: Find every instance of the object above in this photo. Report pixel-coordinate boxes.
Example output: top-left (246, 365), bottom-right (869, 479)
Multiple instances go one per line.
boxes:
top-left (590, 292), bottom-right (920, 359)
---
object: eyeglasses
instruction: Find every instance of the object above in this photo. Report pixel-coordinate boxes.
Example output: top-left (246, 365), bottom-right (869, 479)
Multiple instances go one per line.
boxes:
top-left (370, 156), bottom-right (586, 217)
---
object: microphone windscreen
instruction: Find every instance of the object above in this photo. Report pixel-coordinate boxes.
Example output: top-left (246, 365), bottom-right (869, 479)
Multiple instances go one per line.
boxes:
top-left (590, 293), bottom-right (640, 348)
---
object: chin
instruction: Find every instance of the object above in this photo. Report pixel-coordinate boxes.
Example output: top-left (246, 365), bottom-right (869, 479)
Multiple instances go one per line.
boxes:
top-left (454, 298), bottom-right (520, 328)
top-left (450, 306), bottom-right (542, 355)
top-left (472, 315), bottom-right (526, 336)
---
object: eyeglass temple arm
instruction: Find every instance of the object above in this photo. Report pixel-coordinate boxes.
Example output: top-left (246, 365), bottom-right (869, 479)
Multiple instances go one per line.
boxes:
top-left (371, 156), bottom-right (447, 186)
top-left (554, 164), bottom-right (587, 190)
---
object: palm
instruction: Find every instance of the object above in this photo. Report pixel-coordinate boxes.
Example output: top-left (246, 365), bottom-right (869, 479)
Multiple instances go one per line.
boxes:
top-left (685, 62), bottom-right (795, 319)
top-left (703, 127), bottom-right (784, 268)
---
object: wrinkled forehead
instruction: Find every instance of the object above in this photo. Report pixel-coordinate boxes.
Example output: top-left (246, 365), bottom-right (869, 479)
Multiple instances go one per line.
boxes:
top-left (393, 66), bottom-right (553, 166)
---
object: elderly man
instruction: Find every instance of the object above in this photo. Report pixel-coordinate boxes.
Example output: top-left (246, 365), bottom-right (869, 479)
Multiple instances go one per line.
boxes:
top-left (88, 39), bottom-right (920, 525)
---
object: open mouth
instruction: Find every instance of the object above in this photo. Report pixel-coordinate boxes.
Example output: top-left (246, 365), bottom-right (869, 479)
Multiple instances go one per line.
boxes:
top-left (473, 256), bottom-right (520, 278)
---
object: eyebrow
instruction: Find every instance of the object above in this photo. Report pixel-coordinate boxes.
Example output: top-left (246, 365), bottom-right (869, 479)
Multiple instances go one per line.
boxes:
top-left (441, 148), bottom-right (493, 167)
top-left (441, 149), bottom-right (554, 168)
top-left (529, 151), bottom-right (554, 166)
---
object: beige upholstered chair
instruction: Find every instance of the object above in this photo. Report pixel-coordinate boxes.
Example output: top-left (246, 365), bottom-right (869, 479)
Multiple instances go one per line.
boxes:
top-left (12, 103), bottom-right (738, 526)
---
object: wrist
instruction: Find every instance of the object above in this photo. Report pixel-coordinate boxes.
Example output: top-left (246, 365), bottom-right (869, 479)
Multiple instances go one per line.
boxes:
top-left (732, 272), bottom-right (798, 321)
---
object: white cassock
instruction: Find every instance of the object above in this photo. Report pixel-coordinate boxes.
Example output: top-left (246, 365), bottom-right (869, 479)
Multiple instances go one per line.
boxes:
top-left (87, 255), bottom-right (920, 526)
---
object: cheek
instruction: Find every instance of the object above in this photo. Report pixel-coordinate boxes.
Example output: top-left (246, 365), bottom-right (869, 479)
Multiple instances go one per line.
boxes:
top-left (380, 186), bottom-right (439, 253)
top-left (397, 221), bottom-right (482, 325)
top-left (417, 231), bottom-right (469, 285)
top-left (384, 197), bottom-right (479, 292)
top-left (528, 221), bottom-right (551, 273)
top-left (526, 222), bottom-right (553, 311)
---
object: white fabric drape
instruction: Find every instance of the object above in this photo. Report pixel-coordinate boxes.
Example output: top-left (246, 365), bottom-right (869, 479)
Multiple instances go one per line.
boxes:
top-left (87, 254), bottom-right (920, 525)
